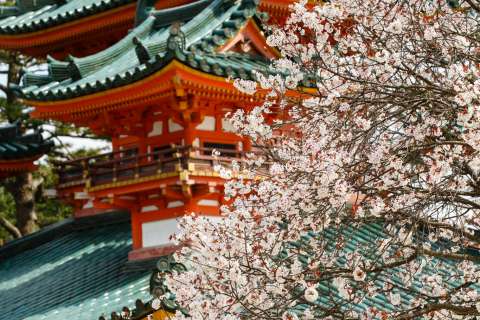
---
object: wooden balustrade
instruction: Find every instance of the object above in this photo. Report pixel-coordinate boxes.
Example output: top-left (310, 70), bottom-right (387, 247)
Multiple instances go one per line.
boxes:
top-left (55, 145), bottom-right (258, 189)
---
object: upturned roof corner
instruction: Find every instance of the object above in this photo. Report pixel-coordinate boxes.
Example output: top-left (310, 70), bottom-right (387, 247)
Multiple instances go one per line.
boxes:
top-left (0, 120), bottom-right (53, 161)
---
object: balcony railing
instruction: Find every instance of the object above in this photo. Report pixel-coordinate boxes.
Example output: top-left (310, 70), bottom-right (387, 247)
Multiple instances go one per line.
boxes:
top-left (55, 145), bottom-right (255, 189)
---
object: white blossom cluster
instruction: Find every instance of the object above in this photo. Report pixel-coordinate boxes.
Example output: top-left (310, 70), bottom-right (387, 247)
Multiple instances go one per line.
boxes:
top-left (166, 0), bottom-right (480, 318)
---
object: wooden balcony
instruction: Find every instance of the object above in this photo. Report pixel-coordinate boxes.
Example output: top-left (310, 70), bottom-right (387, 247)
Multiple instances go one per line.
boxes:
top-left (55, 145), bottom-right (255, 190)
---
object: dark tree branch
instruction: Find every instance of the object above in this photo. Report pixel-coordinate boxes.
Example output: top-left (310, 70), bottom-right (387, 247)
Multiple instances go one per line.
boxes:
top-left (464, 0), bottom-right (480, 13)
top-left (422, 248), bottom-right (480, 263)
top-left (397, 302), bottom-right (480, 319)
top-left (0, 215), bottom-right (21, 239)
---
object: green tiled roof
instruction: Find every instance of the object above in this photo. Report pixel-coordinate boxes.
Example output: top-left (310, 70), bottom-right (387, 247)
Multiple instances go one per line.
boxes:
top-left (0, 214), bottom-right (152, 320)
top-left (0, 0), bottom-right (135, 34)
top-left (0, 121), bottom-right (53, 160)
top-left (279, 223), bottom-right (480, 317)
top-left (19, 0), bottom-right (277, 102)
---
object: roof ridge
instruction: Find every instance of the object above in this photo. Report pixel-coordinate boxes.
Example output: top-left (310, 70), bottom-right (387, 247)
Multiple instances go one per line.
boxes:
top-left (0, 218), bottom-right (74, 260)
top-left (0, 0), bottom-right (135, 34)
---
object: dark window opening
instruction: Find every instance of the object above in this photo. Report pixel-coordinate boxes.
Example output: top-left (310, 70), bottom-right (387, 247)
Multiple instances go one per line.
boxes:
top-left (152, 145), bottom-right (176, 161)
top-left (122, 147), bottom-right (138, 158)
top-left (203, 142), bottom-right (237, 157)
top-left (119, 147), bottom-right (138, 166)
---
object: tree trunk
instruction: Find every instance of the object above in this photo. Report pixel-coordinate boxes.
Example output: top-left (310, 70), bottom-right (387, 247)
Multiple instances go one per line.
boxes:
top-left (3, 53), bottom-right (39, 236)
top-left (6, 172), bottom-right (39, 235)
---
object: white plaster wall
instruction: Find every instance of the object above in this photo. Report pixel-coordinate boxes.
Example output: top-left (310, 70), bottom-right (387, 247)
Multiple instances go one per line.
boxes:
top-left (142, 218), bottom-right (178, 248)
top-left (167, 201), bottom-right (184, 208)
top-left (82, 200), bottom-right (94, 209)
top-left (141, 205), bottom-right (159, 212)
top-left (222, 118), bottom-right (235, 132)
top-left (75, 192), bottom-right (91, 200)
top-left (148, 121), bottom-right (163, 137)
top-left (141, 216), bottom-right (223, 248)
top-left (197, 199), bottom-right (219, 207)
top-left (168, 119), bottom-right (183, 132)
top-left (196, 116), bottom-right (216, 131)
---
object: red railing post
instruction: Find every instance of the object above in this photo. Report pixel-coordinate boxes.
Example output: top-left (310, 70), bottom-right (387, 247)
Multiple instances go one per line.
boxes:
top-left (157, 150), bottom-right (163, 173)
top-left (112, 160), bottom-right (117, 183)
top-left (135, 153), bottom-right (140, 178)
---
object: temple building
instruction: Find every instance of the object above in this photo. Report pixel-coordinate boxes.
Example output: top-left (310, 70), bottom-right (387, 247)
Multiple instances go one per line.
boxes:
top-left (0, 0), bottom-right (293, 319)
top-left (20, 0), bottom-right (285, 260)
top-left (1, 1), bottom-right (479, 319)
top-left (0, 121), bottom-right (52, 179)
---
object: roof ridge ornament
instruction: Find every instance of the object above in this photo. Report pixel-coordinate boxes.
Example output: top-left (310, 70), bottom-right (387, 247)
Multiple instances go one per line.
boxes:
top-left (133, 37), bottom-right (151, 64)
top-left (166, 22), bottom-right (186, 54)
top-left (149, 256), bottom-right (188, 314)
top-left (99, 256), bottom-right (187, 320)
top-left (150, 255), bottom-right (187, 296)
top-left (66, 58), bottom-right (82, 81)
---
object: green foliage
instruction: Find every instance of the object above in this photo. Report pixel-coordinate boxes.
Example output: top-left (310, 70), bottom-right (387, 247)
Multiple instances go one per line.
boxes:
top-left (0, 1), bottom-right (15, 6)
top-left (35, 164), bottom-right (73, 227)
top-left (0, 163), bottom-right (75, 244)
top-left (0, 187), bottom-right (15, 242)
top-left (0, 98), bottom-right (25, 122)
top-left (68, 146), bottom-right (107, 159)
top-left (50, 121), bottom-right (109, 141)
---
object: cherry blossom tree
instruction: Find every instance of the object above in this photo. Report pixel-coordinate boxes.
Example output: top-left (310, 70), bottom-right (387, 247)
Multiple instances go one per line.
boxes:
top-left (166, 0), bottom-right (480, 318)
